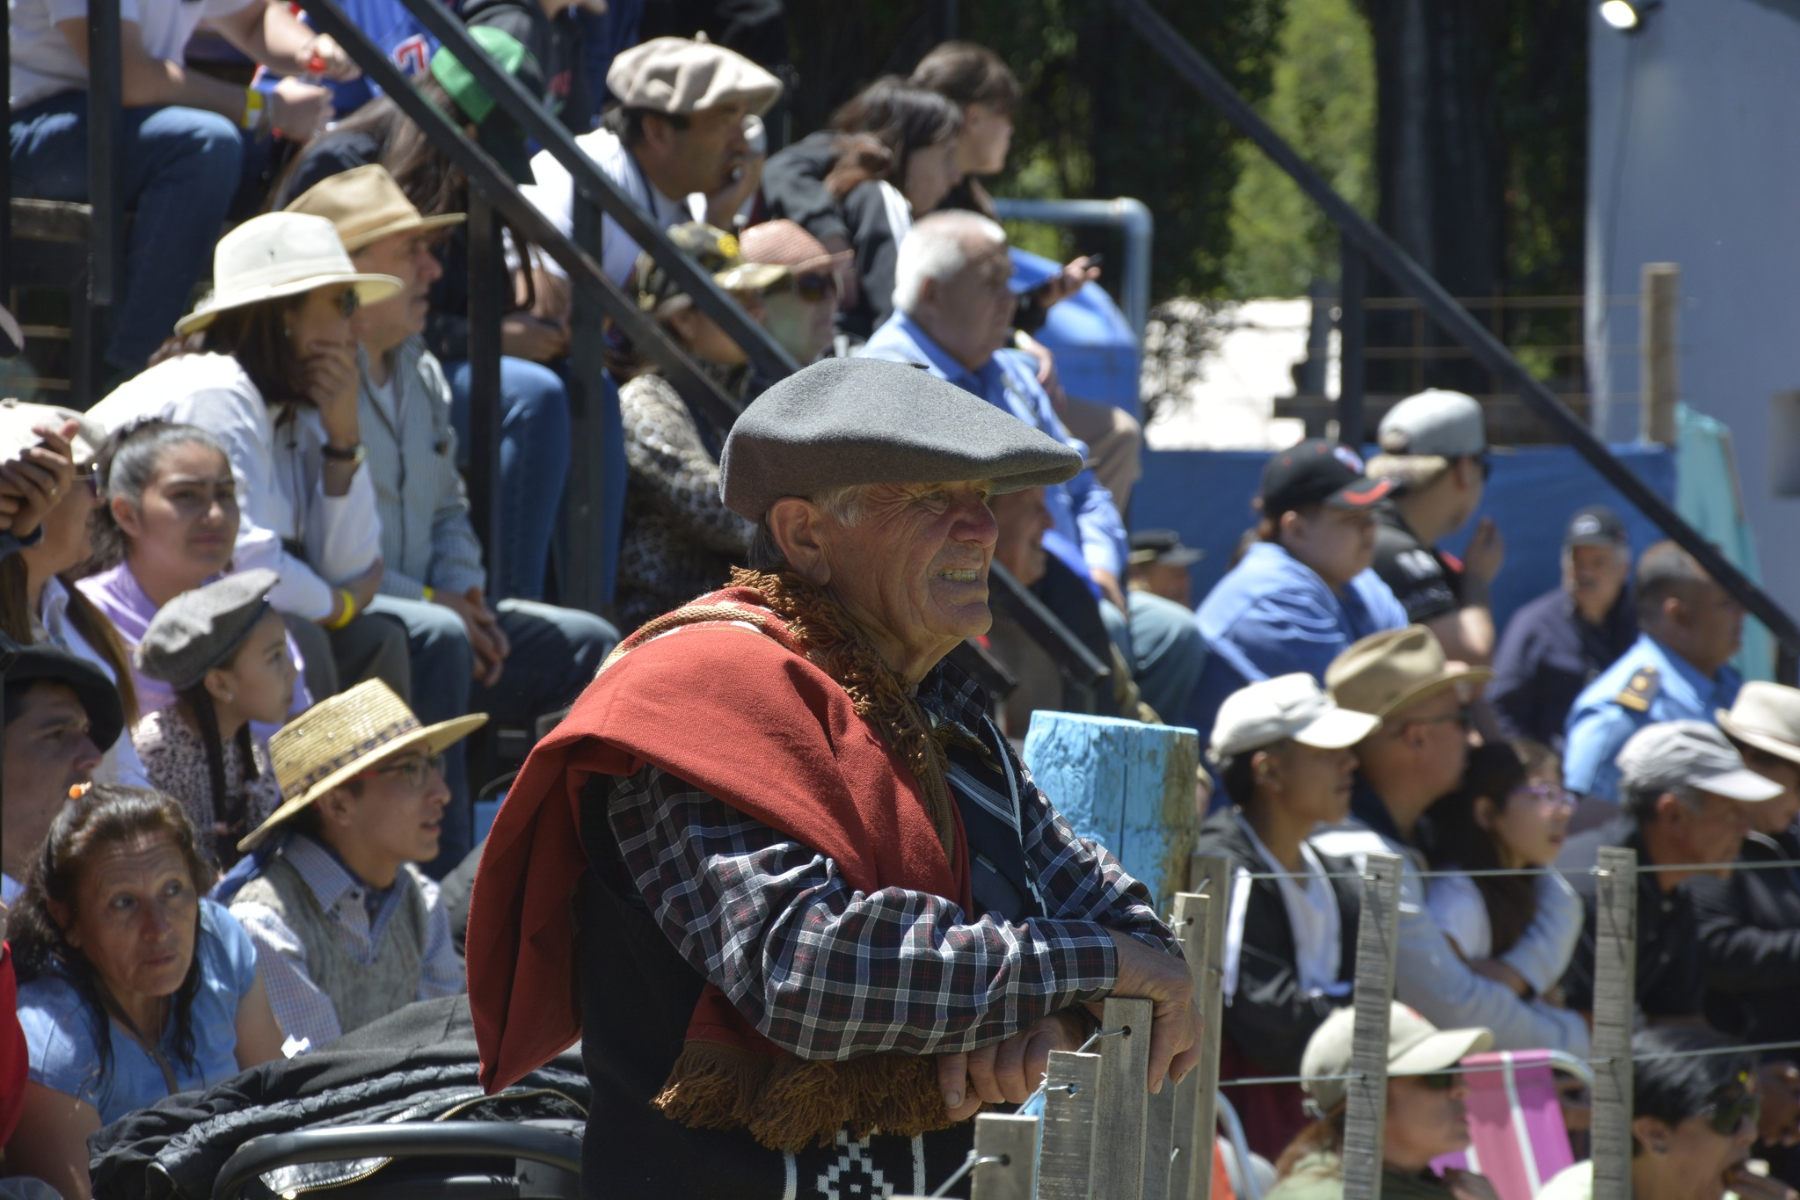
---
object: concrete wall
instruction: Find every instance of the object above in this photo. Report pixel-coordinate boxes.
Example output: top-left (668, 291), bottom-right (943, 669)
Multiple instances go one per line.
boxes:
top-left (1586, 0), bottom-right (1800, 609)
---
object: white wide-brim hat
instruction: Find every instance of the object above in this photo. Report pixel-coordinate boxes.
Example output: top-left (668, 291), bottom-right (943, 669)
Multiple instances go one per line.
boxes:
top-left (176, 212), bottom-right (403, 336)
top-left (1718, 681), bottom-right (1800, 768)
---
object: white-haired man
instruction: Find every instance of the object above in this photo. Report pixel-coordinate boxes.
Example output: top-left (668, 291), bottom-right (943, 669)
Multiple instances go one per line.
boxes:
top-left (860, 211), bottom-right (1203, 721)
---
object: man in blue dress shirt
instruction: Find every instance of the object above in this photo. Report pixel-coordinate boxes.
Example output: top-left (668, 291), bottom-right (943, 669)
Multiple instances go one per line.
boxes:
top-left (1564, 540), bottom-right (1745, 804)
top-left (862, 211), bottom-right (1203, 720)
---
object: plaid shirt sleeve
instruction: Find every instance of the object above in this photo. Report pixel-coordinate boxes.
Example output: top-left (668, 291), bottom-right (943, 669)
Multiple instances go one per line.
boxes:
top-left (608, 766), bottom-right (1135, 1061)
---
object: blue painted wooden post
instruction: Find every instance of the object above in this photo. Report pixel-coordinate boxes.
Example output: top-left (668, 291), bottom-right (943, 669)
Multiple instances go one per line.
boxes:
top-left (1022, 713), bottom-right (1202, 909)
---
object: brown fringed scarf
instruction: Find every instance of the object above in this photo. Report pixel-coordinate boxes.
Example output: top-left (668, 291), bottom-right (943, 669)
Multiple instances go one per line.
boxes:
top-left (591, 569), bottom-right (974, 1149)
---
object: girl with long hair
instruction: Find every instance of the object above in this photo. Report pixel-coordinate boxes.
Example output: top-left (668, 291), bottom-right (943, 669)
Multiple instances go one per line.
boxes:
top-left (1423, 740), bottom-right (1578, 973)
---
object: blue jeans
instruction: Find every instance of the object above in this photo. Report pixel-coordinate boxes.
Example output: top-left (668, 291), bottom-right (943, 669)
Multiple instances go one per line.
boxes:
top-left (1101, 591), bottom-right (1208, 725)
top-left (365, 594), bottom-right (617, 876)
top-left (10, 92), bottom-right (246, 371)
top-left (445, 356), bottom-right (571, 601)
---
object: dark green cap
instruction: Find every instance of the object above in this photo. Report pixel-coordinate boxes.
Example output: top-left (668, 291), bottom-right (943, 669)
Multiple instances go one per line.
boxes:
top-left (430, 27), bottom-right (544, 185)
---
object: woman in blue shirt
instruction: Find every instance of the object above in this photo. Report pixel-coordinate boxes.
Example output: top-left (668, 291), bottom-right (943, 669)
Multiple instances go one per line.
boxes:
top-left (5, 785), bottom-right (284, 1199)
top-left (1184, 440), bottom-right (1409, 746)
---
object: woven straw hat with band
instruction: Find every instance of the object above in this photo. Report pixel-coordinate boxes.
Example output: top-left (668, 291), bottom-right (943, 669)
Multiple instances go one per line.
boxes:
top-left (1718, 680), bottom-right (1800, 768)
top-left (238, 679), bottom-right (487, 852)
top-left (1326, 624), bottom-right (1494, 720)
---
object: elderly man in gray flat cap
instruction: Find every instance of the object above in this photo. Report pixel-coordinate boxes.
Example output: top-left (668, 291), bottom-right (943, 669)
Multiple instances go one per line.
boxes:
top-left (468, 358), bottom-right (1198, 1200)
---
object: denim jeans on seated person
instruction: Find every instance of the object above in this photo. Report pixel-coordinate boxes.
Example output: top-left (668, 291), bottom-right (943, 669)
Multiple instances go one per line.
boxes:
top-left (10, 93), bottom-right (249, 372)
top-left (445, 356), bottom-right (572, 602)
top-left (365, 593), bottom-right (618, 876)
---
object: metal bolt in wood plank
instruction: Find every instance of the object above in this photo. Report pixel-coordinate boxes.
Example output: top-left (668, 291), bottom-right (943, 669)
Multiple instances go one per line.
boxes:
top-left (1039, 1050), bottom-right (1102, 1200)
top-left (1092, 997), bottom-right (1154, 1200)
top-left (972, 1113), bottom-right (1040, 1200)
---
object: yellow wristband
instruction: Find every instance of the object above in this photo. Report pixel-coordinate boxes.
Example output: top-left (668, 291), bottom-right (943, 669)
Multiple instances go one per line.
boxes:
top-left (241, 88), bottom-right (265, 132)
top-left (421, 585), bottom-right (435, 602)
top-left (323, 587), bottom-right (357, 630)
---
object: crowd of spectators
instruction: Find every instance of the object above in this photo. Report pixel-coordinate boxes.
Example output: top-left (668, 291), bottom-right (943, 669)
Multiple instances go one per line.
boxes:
top-left (4, 5), bottom-right (1800, 1198)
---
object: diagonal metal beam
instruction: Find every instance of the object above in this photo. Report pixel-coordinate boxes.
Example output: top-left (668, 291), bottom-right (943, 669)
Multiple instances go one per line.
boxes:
top-left (376, 0), bottom-right (800, 384)
top-left (1112, 0), bottom-right (1800, 672)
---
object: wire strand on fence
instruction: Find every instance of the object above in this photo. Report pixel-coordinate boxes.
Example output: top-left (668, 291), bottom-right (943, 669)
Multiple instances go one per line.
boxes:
top-left (1234, 857), bottom-right (1800, 883)
top-left (931, 1152), bottom-right (1008, 1197)
top-left (1219, 1039), bottom-right (1800, 1089)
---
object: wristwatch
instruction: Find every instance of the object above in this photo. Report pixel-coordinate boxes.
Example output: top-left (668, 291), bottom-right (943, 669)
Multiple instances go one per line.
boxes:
top-left (320, 442), bottom-right (365, 465)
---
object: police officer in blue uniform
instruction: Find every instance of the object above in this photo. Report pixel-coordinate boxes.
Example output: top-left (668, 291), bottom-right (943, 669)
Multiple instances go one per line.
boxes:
top-left (1564, 541), bottom-right (1746, 803)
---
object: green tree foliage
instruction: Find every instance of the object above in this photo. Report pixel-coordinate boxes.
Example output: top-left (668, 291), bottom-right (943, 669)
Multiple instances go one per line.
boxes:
top-left (782, 0), bottom-right (1287, 299)
top-left (1221, 0), bottom-right (1375, 298)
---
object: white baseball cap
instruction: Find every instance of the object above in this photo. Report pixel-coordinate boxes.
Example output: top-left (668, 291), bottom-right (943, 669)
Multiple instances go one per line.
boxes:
top-left (1208, 673), bottom-right (1382, 764)
top-left (1617, 719), bottom-right (1785, 803)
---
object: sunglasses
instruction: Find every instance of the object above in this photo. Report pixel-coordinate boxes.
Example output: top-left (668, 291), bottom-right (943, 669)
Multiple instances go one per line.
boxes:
top-left (354, 753), bottom-right (444, 790)
top-left (335, 288), bottom-right (361, 319)
top-left (1468, 454), bottom-right (1492, 482)
top-left (1418, 1071), bottom-right (1462, 1092)
top-left (790, 272), bottom-right (838, 304)
top-left (76, 464), bottom-right (100, 497)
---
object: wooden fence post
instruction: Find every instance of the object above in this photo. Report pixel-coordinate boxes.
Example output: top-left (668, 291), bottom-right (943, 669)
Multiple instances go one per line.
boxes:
top-left (1093, 997), bottom-right (1155, 1200)
top-left (1039, 1050), bottom-right (1103, 1200)
top-left (1170, 857), bottom-right (1231, 1200)
top-left (1023, 714), bottom-right (1202, 909)
top-left (1590, 846), bottom-right (1639, 1199)
top-left (1342, 854), bottom-right (1402, 1200)
top-left (1641, 263), bottom-right (1679, 446)
top-left (972, 1113), bottom-right (1041, 1200)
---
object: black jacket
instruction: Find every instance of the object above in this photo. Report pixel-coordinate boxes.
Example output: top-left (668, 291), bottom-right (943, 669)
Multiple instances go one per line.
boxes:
top-left (1556, 815), bottom-right (1704, 1020)
top-left (1194, 808), bottom-right (1361, 1075)
top-left (88, 996), bottom-right (588, 1200)
top-left (1691, 827), bottom-right (1800, 1043)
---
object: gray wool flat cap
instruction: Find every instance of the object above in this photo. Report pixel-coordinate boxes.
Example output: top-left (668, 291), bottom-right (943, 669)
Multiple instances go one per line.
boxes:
top-left (719, 358), bottom-right (1083, 520)
top-left (134, 568), bottom-right (281, 691)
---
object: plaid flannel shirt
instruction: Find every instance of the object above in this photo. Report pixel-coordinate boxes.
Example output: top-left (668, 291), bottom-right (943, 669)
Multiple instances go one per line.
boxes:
top-left (605, 660), bottom-right (1179, 1060)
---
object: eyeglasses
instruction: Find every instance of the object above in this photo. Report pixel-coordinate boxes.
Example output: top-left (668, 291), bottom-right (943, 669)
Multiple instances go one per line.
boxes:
top-left (354, 753), bottom-right (444, 790)
top-left (1417, 1071), bottom-right (1462, 1092)
top-left (336, 288), bottom-right (361, 319)
top-left (1705, 1089), bottom-right (1760, 1136)
top-left (792, 272), bottom-right (839, 304)
top-left (1518, 782), bottom-right (1574, 807)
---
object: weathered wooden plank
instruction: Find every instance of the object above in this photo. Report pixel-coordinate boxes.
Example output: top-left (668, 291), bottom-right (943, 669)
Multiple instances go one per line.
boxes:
top-left (1023, 713), bottom-right (1202, 908)
top-left (972, 1113), bottom-right (1040, 1200)
top-left (1093, 997), bottom-right (1154, 1200)
top-left (1591, 846), bottom-right (1639, 1200)
top-left (1342, 854), bottom-right (1401, 1200)
top-left (1143, 1083), bottom-right (1177, 1200)
top-left (1172, 867), bottom-right (1230, 1200)
top-left (1039, 1050), bottom-right (1102, 1200)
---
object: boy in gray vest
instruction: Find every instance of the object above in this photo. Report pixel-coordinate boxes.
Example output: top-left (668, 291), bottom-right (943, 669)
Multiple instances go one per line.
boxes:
top-left (221, 678), bottom-right (488, 1052)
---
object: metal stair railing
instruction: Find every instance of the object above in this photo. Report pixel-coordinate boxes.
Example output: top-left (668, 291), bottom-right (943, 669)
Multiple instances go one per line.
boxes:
top-left (1112, 0), bottom-right (1800, 682)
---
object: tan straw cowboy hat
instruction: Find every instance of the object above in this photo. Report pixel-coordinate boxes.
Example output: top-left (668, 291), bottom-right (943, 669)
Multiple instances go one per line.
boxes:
top-left (238, 679), bottom-right (487, 852)
top-left (176, 212), bottom-right (403, 335)
top-left (1326, 624), bottom-right (1493, 721)
top-left (284, 163), bottom-right (466, 253)
top-left (1718, 681), bottom-right (1800, 768)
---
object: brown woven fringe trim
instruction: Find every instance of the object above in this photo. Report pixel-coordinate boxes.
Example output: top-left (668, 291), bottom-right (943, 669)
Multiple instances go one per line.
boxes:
top-left (653, 1041), bottom-right (961, 1151)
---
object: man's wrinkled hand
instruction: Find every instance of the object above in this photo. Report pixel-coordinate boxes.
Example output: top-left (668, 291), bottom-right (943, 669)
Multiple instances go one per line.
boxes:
top-left (1106, 930), bottom-right (1200, 1094)
top-left (936, 1010), bottom-right (1086, 1121)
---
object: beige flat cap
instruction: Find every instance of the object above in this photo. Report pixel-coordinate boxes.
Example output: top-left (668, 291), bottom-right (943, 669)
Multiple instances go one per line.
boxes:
top-left (607, 36), bottom-right (782, 117)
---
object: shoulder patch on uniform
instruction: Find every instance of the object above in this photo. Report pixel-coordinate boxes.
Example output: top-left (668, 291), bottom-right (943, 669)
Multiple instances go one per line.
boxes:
top-left (1615, 666), bottom-right (1659, 713)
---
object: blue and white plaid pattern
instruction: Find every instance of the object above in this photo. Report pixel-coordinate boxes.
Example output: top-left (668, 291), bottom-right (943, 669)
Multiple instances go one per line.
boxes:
top-left (605, 663), bottom-right (1178, 1059)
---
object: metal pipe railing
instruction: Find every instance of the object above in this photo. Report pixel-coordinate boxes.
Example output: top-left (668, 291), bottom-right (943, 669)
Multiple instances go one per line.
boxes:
top-left (376, 0), bottom-right (801, 386)
top-left (1111, 0), bottom-right (1800, 682)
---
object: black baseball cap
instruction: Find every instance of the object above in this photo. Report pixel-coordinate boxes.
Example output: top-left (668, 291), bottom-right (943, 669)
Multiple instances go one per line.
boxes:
top-left (1260, 439), bottom-right (1394, 515)
top-left (1564, 505), bottom-right (1628, 549)
top-left (7, 643), bottom-right (124, 752)
top-left (1129, 529), bottom-right (1205, 568)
